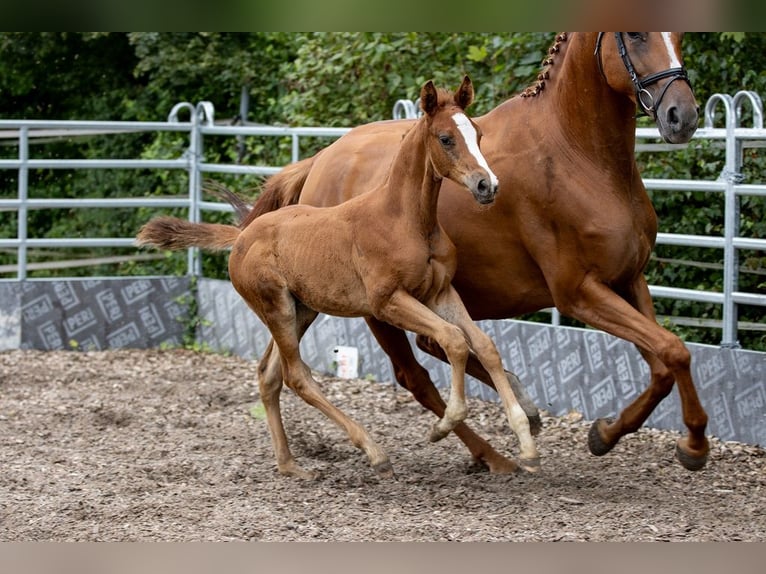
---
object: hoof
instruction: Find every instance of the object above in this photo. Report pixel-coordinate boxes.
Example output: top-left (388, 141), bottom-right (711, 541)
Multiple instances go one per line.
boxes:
top-left (373, 460), bottom-right (396, 479)
top-left (429, 423), bottom-right (450, 443)
top-left (675, 441), bottom-right (708, 471)
top-left (479, 454), bottom-right (520, 474)
top-left (519, 456), bottom-right (542, 473)
top-left (587, 418), bottom-right (615, 457)
top-left (278, 464), bottom-right (320, 481)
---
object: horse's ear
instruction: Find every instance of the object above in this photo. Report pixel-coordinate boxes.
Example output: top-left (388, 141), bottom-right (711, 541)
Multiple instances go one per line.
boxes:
top-left (455, 75), bottom-right (474, 110)
top-left (420, 80), bottom-right (438, 116)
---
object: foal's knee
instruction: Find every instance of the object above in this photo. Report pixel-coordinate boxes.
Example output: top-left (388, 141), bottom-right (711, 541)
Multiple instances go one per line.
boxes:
top-left (439, 325), bottom-right (471, 366)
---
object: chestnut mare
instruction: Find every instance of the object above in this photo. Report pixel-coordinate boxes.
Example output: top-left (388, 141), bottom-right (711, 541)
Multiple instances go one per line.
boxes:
top-left (238, 32), bottom-right (710, 472)
top-left (137, 77), bottom-right (540, 479)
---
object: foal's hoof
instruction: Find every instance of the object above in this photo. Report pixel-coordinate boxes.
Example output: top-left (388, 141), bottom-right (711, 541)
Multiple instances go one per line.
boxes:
top-left (587, 418), bottom-right (616, 456)
top-left (429, 424), bottom-right (450, 443)
top-left (675, 439), bottom-right (709, 471)
top-left (480, 455), bottom-right (521, 475)
top-left (279, 464), bottom-right (320, 481)
top-left (519, 456), bottom-right (542, 473)
top-left (373, 460), bottom-right (396, 479)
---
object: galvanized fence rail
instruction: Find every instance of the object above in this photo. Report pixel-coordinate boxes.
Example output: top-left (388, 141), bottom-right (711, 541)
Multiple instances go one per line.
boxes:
top-left (1, 93), bottom-right (765, 347)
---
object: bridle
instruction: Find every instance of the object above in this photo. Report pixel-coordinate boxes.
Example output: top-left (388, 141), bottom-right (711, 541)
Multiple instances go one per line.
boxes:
top-left (595, 32), bottom-right (692, 118)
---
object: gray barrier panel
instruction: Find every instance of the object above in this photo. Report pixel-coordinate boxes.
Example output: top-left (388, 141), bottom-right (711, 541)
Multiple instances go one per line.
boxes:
top-left (1, 277), bottom-right (763, 447)
top-left (0, 277), bottom-right (191, 352)
top-left (197, 278), bottom-right (765, 447)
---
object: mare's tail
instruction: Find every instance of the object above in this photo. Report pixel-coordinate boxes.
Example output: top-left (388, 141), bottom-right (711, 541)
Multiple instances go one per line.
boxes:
top-left (136, 216), bottom-right (240, 252)
top-left (137, 154), bottom-right (317, 251)
top-left (238, 155), bottom-right (317, 228)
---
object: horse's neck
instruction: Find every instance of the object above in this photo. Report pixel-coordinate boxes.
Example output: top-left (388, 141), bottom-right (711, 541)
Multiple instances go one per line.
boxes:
top-left (546, 33), bottom-right (638, 167)
top-left (382, 121), bottom-right (442, 231)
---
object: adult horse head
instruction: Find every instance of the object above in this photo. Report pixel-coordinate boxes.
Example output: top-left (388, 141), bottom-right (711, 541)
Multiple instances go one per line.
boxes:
top-left (594, 32), bottom-right (698, 143)
top-left (238, 33), bottom-right (709, 474)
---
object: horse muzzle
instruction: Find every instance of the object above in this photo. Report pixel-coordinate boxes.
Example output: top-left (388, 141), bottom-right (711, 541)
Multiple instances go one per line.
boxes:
top-left (657, 98), bottom-right (699, 144)
top-left (468, 172), bottom-right (499, 205)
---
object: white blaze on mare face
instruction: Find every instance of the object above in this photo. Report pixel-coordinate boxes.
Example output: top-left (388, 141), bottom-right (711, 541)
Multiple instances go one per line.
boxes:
top-left (452, 112), bottom-right (499, 188)
top-left (661, 32), bottom-right (682, 68)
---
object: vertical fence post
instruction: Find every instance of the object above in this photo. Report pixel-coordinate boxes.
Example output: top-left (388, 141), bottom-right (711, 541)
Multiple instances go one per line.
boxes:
top-left (186, 107), bottom-right (201, 277)
top-left (705, 94), bottom-right (740, 347)
top-left (17, 126), bottom-right (29, 280)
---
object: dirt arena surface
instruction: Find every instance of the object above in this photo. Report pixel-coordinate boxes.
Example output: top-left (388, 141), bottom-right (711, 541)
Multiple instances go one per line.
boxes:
top-left (1, 348), bottom-right (764, 542)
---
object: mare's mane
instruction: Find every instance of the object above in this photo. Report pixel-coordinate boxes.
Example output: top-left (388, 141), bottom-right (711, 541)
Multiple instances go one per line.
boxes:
top-left (520, 32), bottom-right (569, 99)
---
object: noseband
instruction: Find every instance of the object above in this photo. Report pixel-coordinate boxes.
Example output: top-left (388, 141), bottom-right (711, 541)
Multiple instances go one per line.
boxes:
top-left (595, 32), bottom-right (692, 118)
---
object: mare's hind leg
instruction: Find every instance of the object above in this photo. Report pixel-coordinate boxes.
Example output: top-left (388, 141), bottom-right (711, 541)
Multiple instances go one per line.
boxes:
top-left (366, 317), bottom-right (520, 474)
top-left (414, 334), bottom-right (542, 435)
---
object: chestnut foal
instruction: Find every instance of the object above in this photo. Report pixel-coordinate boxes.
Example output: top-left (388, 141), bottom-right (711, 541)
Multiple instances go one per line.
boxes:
top-left (137, 77), bottom-right (538, 479)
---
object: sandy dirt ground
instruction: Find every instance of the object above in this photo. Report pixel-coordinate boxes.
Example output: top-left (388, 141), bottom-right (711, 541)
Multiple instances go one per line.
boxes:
top-left (1, 348), bottom-right (764, 541)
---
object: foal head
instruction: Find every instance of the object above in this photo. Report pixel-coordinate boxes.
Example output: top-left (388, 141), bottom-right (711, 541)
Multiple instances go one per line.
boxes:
top-left (596, 32), bottom-right (698, 143)
top-left (420, 76), bottom-right (499, 205)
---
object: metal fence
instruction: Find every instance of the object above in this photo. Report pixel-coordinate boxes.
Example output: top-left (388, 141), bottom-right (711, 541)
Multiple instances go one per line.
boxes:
top-left (1, 93), bottom-right (765, 347)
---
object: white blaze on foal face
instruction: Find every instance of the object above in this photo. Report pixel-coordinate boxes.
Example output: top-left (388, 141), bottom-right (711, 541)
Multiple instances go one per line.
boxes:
top-left (452, 112), bottom-right (499, 188)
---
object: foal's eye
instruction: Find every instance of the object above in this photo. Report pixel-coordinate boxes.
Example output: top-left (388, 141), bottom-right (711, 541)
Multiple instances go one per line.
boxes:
top-left (439, 135), bottom-right (454, 146)
top-left (626, 32), bottom-right (646, 41)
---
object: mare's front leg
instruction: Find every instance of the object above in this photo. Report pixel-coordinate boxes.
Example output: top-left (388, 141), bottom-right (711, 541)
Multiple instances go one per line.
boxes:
top-left (554, 274), bottom-right (709, 470)
top-left (431, 287), bottom-right (540, 472)
top-left (366, 317), bottom-right (521, 474)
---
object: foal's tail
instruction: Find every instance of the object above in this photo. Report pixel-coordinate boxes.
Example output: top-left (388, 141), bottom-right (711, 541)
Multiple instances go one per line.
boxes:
top-left (136, 216), bottom-right (240, 252)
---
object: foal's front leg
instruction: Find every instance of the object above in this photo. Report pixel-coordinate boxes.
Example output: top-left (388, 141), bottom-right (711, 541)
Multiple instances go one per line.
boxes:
top-left (431, 287), bottom-right (540, 472)
top-left (375, 290), bottom-right (472, 441)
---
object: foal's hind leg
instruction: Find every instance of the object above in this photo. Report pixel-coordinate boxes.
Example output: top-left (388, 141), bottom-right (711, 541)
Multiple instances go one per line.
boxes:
top-left (264, 300), bottom-right (394, 478)
top-left (366, 317), bottom-right (521, 474)
top-left (257, 339), bottom-right (317, 480)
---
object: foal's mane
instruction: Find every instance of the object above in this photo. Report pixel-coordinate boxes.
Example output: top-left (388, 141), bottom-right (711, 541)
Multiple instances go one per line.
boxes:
top-left (520, 32), bottom-right (569, 98)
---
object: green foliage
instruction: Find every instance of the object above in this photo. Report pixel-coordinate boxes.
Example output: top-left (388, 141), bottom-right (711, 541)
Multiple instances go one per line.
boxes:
top-left (279, 32), bottom-right (552, 128)
top-left (1, 32), bottom-right (765, 349)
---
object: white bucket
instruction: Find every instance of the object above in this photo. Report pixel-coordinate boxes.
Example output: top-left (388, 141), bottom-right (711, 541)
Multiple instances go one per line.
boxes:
top-left (333, 345), bottom-right (359, 379)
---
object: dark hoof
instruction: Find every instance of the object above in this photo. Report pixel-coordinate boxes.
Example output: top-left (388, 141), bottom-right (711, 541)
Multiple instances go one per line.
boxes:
top-left (675, 442), bottom-right (708, 471)
top-left (373, 460), bottom-right (396, 479)
top-left (587, 418), bottom-right (615, 457)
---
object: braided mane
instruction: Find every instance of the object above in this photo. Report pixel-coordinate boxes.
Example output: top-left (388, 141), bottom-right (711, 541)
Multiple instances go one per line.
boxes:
top-left (521, 32), bottom-right (569, 98)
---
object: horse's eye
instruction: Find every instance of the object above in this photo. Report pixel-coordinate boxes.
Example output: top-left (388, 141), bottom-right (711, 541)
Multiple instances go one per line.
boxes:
top-left (626, 32), bottom-right (645, 41)
top-left (439, 135), bottom-right (454, 146)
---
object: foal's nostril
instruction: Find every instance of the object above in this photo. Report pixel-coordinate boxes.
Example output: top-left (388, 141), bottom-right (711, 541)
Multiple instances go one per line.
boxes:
top-left (477, 179), bottom-right (489, 193)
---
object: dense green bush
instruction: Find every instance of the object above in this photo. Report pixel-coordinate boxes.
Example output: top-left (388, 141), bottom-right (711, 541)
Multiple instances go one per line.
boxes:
top-left (1, 33), bottom-right (764, 349)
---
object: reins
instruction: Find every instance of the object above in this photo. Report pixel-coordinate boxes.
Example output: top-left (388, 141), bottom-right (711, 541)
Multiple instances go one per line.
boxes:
top-left (594, 32), bottom-right (692, 118)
